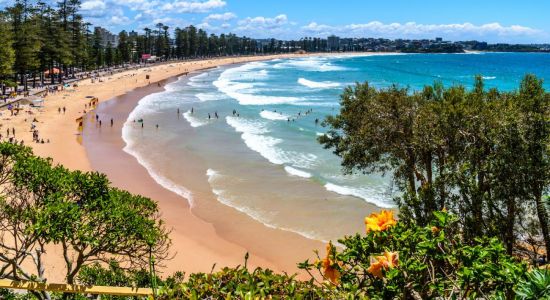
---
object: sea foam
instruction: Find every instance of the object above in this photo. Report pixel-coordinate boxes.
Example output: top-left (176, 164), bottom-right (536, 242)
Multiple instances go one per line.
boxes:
top-left (324, 183), bottom-right (394, 208)
top-left (226, 116), bottom-right (317, 168)
top-left (188, 72), bottom-right (210, 87)
top-left (213, 61), bottom-right (311, 105)
top-left (196, 92), bottom-right (226, 102)
top-left (273, 57), bottom-right (348, 72)
top-left (206, 169), bottom-right (325, 241)
top-left (226, 116), bottom-right (284, 165)
top-left (284, 166), bottom-right (312, 178)
top-left (122, 129), bottom-right (194, 206)
top-left (260, 110), bottom-right (288, 121)
top-left (298, 78), bottom-right (340, 89)
top-left (183, 111), bottom-right (209, 128)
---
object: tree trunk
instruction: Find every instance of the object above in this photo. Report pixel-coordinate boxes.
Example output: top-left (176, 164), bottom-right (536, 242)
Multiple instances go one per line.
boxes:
top-left (505, 196), bottom-right (516, 255)
top-left (534, 191), bottom-right (550, 258)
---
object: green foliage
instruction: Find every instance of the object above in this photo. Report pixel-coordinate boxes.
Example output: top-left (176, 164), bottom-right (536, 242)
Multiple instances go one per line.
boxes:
top-left (515, 269), bottom-right (550, 300)
top-left (74, 262), bottom-right (331, 299)
top-left (301, 210), bottom-right (528, 299)
top-left (158, 266), bottom-right (329, 299)
top-left (320, 75), bottom-right (550, 258)
top-left (69, 211), bottom-right (540, 299)
top-left (0, 142), bottom-right (169, 300)
top-left (0, 12), bottom-right (15, 79)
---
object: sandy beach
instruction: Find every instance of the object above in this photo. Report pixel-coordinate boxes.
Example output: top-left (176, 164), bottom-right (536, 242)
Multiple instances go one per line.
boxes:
top-left (5, 54), bottom-right (332, 280)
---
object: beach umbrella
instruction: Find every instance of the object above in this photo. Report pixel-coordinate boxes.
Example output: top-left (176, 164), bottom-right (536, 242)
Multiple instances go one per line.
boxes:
top-left (44, 68), bottom-right (61, 75)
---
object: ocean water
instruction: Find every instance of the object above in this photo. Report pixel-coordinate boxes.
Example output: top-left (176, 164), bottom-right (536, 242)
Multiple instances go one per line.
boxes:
top-left (122, 52), bottom-right (550, 241)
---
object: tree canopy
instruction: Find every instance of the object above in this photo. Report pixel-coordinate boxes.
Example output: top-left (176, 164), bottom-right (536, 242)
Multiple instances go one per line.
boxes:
top-left (0, 143), bottom-right (169, 299)
top-left (320, 75), bottom-right (550, 258)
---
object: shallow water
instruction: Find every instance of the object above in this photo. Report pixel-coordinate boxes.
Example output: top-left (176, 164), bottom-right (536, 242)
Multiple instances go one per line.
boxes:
top-left (122, 52), bottom-right (550, 241)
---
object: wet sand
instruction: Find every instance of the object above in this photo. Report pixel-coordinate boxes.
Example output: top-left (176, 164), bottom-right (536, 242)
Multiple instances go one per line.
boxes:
top-left (5, 53), bottom-right (379, 281)
top-left (82, 74), bottom-right (325, 277)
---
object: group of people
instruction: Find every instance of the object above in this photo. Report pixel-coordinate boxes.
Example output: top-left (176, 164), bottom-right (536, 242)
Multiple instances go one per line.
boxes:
top-left (94, 113), bottom-right (114, 128)
top-left (184, 107), bottom-right (318, 125)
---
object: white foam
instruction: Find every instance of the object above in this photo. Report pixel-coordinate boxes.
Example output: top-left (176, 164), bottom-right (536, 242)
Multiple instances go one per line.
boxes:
top-left (214, 62), bottom-right (305, 105)
top-left (298, 78), bottom-right (340, 89)
top-left (284, 166), bottom-right (312, 178)
top-left (188, 72), bottom-right (210, 87)
top-left (205, 170), bottom-right (325, 241)
top-left (226, 116), bottom-right (284, 164)
top-left (206, 168), bottom-right (221, 181)
top-left (214, 77), bottom-right (302, 105)
top-left (122, 126), bottom-right (194, 207)
top-left (226, 116), bottom-right (317, 168)
top-left (273, 57), bottom-right (348, 72)
top-left (196, 92), bottom-right (226, 102)
top-left (260, 110), bottom-right (288, 121)
top-left (324, 182), bottom-right (394, 208)
top-left (482, 76), bottom-right (496, 80)
top-left (210, 187), bottom-right (325, 241)
top-left (183, 111), bottom-right (209, 128)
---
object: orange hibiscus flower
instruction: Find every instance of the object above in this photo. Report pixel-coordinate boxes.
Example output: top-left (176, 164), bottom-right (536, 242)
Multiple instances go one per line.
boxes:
top-left (367, 251), bottom-right (399, 279)
top-left (365, 210), bottom-right (397, 233)
top-left (320, 242), bottom-right (341, 284)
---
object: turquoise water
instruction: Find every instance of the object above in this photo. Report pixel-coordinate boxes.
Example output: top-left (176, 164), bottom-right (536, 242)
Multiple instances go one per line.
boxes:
top-left (123, 52), bottom-right (550, 241)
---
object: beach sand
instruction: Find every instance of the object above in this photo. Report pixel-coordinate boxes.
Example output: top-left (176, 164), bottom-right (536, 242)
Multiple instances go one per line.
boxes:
top-left (5, 54), bottom-right (333, 281)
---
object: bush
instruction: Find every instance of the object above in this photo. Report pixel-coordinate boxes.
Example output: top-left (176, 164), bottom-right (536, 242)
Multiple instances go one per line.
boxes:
top-left (300, 210), bottom-right (529, 299)
top-left (157, 264), bottom-right (331, 299)
top-left (514, 269), bottom-right (550, 300)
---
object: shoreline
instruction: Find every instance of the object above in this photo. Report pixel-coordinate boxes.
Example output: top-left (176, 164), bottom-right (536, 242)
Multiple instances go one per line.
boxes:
top-left (10, 53), bottom-right (374, 279)
top-left (82, 71), bottom-right (326, 276)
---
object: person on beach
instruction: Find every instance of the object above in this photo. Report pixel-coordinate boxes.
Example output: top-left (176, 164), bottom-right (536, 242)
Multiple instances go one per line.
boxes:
top-left (315, 118), bottom-right (319, 125)
top-left (177, 108), bottom-right (180, 114)
top-left (191, 107), bottom-right (194, 114)
top-left (96, 114), bottom-right (99, 122)
top-left (156, 124), bottom-right (159, 129)
top-left (99, 120), bottom-right (102, 127)
top-left (111, 118), bottom-right (113, 127)
top-left (63, 107), bottom-right (66, 114)
top-left (215, 111), bottom-right (218, 119)
top-left (58, 107), bottom-right (61, 114)
top-left (12, 128), bottom-right (15, 136)
top-left (208, 113), bottom-right (211, 120)
top-left (141, 122), bottom-right (144, 128)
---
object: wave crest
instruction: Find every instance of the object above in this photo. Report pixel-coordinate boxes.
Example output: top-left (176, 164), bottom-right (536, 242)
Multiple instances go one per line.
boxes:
top-left (298, 78), bottom-right (340, 89)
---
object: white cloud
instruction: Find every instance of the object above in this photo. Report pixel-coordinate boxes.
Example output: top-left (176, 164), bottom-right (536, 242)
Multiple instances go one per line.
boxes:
top-left (233, 14), bottom-right (291, 38)
top-left (109, 15), bottom-right (131, 25)
top-left (204, 12), bottom-right (236, 22)
top-left (161, 0), bottom-right (226, 13)
top-left (237, 14), bottom-right (288, 30)
top-left (81, 0), bottom-right (107, 11)
top-left (301, 21), bottom-right (546, 42)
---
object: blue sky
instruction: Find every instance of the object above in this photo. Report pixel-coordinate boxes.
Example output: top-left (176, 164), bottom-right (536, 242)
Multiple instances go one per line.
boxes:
top-left (3, 0), bottom-right (549, 43)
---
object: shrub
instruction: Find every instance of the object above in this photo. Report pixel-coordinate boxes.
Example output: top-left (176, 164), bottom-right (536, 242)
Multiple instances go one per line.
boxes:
top-left (514, 269), bottom-right (550, 300)
top-left (300, 210), bottom-right (529, 299)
